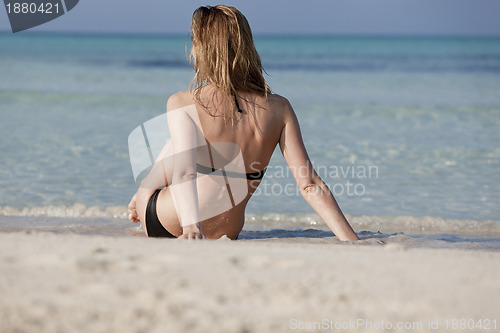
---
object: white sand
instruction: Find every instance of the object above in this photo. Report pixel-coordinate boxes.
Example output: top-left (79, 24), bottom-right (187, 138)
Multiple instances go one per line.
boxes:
top-left (0, 231), bottom-right (498, 333)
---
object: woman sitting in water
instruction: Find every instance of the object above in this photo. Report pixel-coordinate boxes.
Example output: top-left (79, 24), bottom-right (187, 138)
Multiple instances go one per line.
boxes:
top-left (128, 5), bottom-right (359, 241)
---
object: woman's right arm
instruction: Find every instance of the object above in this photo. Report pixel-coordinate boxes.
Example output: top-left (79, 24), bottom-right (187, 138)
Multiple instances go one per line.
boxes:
top-left (278, 98), bottom-right (359, 241)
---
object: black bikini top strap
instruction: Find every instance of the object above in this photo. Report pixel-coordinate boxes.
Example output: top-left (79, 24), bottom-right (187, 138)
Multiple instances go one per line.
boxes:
top-left (234, 94), bottom-right (243, 113)
top-left (196, 163), bottom-right (266, 181)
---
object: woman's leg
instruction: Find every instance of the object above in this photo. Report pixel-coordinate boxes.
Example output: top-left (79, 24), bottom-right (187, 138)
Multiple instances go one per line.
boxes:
top-left (135, 187), bottom-right (157, 236)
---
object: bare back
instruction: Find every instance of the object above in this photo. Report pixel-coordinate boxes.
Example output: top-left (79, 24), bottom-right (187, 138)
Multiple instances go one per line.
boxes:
top-left (188, 86), bottom-right (288, 174)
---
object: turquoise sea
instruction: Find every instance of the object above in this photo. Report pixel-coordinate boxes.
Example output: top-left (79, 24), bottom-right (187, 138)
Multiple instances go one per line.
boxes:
top-left (1, 33), bottom-right (499, 247)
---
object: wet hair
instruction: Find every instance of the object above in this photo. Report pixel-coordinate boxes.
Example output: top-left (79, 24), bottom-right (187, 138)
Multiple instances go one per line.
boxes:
top-left (189, 5), bottom-right (271, 122)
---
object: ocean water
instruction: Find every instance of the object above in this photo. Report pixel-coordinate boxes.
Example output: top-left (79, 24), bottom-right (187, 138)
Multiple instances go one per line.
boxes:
top-left (1, 33), bottom-right (499, 247)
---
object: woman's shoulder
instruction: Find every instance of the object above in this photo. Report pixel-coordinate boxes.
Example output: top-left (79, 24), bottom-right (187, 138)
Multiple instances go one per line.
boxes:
top-left (267, 93), bottom-right (291, 108)
top-left (166, 90), bottom-right (195, 112)
top-left (266, 93), bottom-right (294, 119)
top-left (166, 89), bottom-right (294, 117)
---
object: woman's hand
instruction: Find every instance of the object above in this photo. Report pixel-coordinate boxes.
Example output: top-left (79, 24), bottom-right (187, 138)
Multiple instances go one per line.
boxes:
top-left (178, 224), bottom-right (205, 240)
top-left (128, 194), bottom-right (140, 223)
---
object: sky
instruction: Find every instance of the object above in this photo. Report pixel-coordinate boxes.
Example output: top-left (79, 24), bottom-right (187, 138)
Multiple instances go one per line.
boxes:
top-left (1, 0), bottom-right (500, 36)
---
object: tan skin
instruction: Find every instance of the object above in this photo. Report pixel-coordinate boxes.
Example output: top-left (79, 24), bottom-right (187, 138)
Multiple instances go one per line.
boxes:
top-left (128, 85), bottom-right (359, 241)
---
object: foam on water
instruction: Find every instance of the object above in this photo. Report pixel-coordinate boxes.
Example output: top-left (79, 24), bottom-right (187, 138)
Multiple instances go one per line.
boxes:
top-left (1, 205), bottom-right (499, 251)
top-left (0, 204), bottom-right (128, 219)
top-left (2, 204), bottom-right (499, 235)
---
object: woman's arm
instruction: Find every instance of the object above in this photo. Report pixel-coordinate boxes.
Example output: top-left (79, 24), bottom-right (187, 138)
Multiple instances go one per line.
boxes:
top-left (128, 93), bottom-right (203, 239)
top-left (166, 94), bottom-right (202, 239)
top-left (278, 98), bottom-right (359, 241)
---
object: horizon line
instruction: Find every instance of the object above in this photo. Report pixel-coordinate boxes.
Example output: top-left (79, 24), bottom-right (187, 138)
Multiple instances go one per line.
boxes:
top-left (1, 30), bottom-right (500, 39)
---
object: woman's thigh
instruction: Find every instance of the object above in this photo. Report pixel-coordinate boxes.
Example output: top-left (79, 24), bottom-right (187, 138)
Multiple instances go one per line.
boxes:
top-left (156, 187), bottom-right (183, 236)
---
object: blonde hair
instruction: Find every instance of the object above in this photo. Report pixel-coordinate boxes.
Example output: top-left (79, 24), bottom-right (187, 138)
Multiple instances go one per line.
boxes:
top-left (189, 5), bottom-right (271, 122)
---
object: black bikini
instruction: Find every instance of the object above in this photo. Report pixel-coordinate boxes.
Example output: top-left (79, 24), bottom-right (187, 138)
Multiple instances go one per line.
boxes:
top-left (144, 95), bottom-right (265, 238)
top-left (145, 188), bottom-right (176, 238)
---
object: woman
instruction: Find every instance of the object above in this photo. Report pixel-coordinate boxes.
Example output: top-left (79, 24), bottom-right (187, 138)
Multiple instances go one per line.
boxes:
top-left (128, 5), bottom-right (359, 241)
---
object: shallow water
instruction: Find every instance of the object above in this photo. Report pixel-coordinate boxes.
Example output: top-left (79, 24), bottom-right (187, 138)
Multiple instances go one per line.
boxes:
top-left (1, 33), bottom-right (499, 240)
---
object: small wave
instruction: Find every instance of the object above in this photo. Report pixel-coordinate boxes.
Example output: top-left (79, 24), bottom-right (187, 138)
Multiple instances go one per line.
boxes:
top-left (1, 205), bottom-right (499, 236)
top-left (245, 213), bottom-right (500, 236)
top-left (0, 204), bottom-right (128, 219)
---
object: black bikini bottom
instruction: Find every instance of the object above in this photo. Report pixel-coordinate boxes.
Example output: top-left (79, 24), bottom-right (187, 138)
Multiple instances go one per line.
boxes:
top-left (145, 188), bottom-right (240, 240)
top-left (145, 189), bottom-right (176, 238)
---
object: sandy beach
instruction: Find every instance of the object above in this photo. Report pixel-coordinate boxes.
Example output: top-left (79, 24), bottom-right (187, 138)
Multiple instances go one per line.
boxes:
top-left (1, 231), bottom-right (498, 332)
